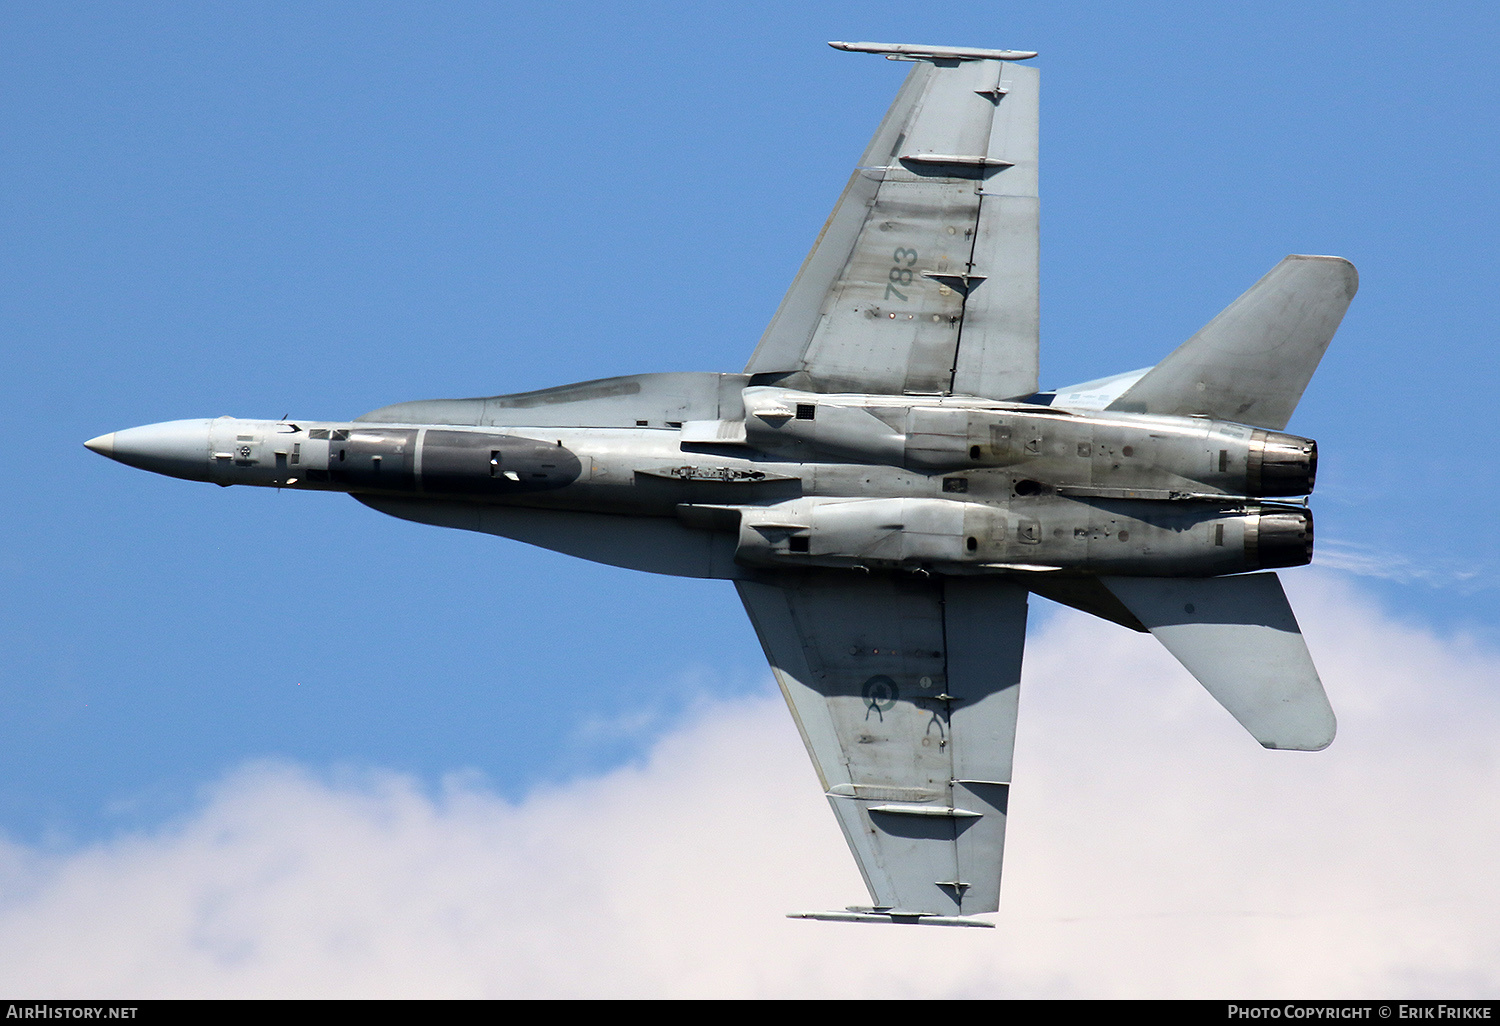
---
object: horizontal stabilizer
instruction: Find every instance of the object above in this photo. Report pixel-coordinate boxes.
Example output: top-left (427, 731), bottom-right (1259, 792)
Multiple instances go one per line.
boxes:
top-left (1100, 573), bottom-right (1335, 751)
top-left (1107, 255), bottom-right (1358, 430)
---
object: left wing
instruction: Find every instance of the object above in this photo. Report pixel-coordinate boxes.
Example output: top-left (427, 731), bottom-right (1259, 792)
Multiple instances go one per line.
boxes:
top-left (736, 570), bottom-right (1028, 925)
top-left (744, 42), bottom-right (1039, 401)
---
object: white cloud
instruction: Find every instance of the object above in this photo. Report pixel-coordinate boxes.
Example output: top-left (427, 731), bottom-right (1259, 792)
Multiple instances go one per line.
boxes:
top-left (1, 571), bottom-right (1498, 998)
top-left (1315, 537), bottom-right (1498, 593)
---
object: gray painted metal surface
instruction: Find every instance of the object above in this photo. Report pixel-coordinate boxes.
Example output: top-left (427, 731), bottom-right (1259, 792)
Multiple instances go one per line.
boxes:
top-left (1107, 256), bottom-right (1358, 430)
top-left (745, 54), bottom-right (1039, 400)
top-left (1101, 573), bottom-right (1336, 751)
top-left (737, 574), bottom-right (1025, 918)
top-left (84, 44), bottom-right (1357, 926)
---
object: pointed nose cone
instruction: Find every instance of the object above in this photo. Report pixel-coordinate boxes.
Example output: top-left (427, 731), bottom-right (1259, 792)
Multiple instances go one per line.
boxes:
top-left (83, 420), bottom-right (216, 482)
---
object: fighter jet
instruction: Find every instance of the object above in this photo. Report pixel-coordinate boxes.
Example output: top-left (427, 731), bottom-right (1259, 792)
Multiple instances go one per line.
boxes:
top-left (85, 42), bottom-right (1356, 928)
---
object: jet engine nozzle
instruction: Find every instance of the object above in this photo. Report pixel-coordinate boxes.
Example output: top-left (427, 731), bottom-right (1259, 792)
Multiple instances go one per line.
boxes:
top-left (1247, 508), bottom-right (1314, 569)
top-left (1248, 431), bottom-right (1317, 497)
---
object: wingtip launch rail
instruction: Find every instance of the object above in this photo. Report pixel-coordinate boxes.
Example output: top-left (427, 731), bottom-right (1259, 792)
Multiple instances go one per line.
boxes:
top-left (829, 41), bottom-right (1040, 62)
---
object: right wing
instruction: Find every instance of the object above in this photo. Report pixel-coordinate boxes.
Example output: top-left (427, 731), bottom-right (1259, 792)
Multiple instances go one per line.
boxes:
top-left (744, 43), bottom-right (1039, 401)
top-left (736, 570), bottom-right (1028, 925)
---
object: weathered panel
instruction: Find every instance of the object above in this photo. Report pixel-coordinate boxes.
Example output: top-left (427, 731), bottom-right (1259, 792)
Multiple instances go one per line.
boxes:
top-left (953, 62), bottom-right (1040, 400)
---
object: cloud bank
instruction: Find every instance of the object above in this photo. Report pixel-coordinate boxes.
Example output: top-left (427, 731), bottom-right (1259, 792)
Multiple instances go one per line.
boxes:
top-left (1316, 538), bottom-right (1499, 594)
top-left (1, 572), bottom-right (1497, 998)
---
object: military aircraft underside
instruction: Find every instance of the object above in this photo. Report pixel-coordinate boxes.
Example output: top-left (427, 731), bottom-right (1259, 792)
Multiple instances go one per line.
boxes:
top-left (87, 42), bottom-right (1357, 927)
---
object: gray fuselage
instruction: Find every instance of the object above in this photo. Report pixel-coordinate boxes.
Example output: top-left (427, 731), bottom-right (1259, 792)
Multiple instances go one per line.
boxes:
top-left (87, 371), bottom-right (1315, 582)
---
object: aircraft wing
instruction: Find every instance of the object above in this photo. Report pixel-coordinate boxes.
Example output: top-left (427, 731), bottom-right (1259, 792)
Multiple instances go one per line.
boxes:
top-left (736, 571), bottom-right (1028, 924)
top-left (744, 44), bottom-right (1039, 401)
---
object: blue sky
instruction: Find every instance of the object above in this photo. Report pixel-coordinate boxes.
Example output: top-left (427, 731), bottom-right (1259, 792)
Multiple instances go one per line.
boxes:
top-left (2, 2), bottom-right (1498, 996)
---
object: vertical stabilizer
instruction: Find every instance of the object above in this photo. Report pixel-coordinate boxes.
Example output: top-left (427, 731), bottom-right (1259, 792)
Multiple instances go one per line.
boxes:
top-left (1106, 256), bottom-right (1357, 430)
top-left (1101, 573), bottom-right (1335, 751)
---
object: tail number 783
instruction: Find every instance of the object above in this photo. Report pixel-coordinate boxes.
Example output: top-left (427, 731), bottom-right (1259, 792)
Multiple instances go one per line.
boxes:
top-left (886, 247), bottom-right (918, 301)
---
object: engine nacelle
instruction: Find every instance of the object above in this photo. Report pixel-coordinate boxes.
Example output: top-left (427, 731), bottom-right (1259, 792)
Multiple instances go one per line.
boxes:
top-left (731, 495), bottom-right (1312, 575)
top-left (741, 387), bottom-right (1317, 498)
top-left (735, 498), bottom-right (996, 569)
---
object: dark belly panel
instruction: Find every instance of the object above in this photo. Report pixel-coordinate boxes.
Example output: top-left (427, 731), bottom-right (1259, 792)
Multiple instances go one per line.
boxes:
top-left (421, 430), bottom-right (582, 496)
